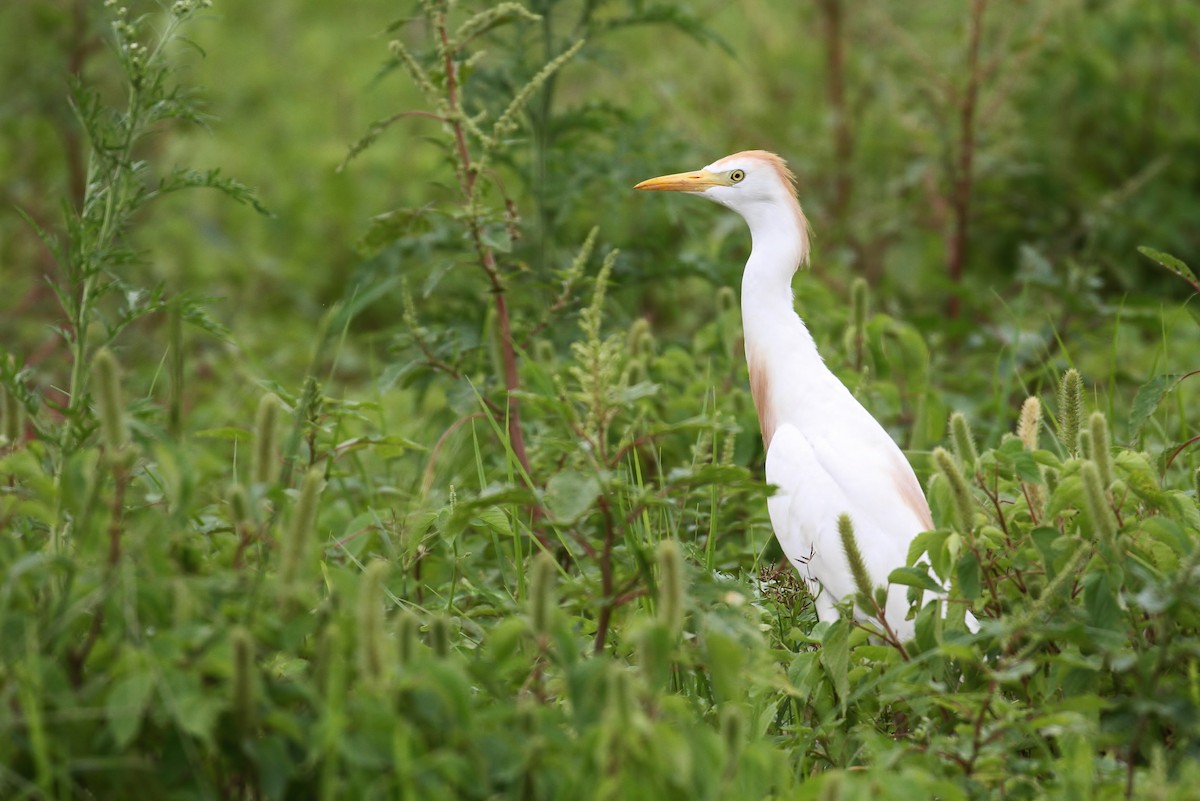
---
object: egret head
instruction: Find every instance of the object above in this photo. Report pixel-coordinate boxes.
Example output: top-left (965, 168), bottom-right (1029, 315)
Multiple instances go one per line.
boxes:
top-left (635, 150), bottom-right (809, 258)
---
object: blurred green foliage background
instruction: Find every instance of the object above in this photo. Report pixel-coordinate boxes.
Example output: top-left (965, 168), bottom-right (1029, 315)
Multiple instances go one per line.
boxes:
top-left (3, 1), bottom-right (1200, 798)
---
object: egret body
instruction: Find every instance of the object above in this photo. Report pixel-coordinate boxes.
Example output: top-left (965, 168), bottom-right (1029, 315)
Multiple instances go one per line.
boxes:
top-left (636, 151), bottom-right (938, 640)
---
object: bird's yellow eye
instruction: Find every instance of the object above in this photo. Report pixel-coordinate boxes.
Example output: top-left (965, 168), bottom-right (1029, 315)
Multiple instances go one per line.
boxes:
top-left (729, 169), bottom-right (745, 183)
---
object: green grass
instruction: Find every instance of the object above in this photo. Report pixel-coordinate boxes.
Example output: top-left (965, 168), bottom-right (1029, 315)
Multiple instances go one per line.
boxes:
top-left (2, 0), bottom-right (1200, 798)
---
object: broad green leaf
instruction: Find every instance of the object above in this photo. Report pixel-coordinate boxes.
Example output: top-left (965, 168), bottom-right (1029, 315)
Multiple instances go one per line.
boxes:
top-left (1083, 570), bottom-right (1122, 633)
top-left (1129, 374), bottom-right (1179, 438)
top-left (955, 551), bottom-right (982, 601)
top-left (819, 620), bottom-right (850, 704)
top-left (106, 671), bottom-right (157, 748)
top-left (1138, 246), bottom-right (1200, 291)
top-left (544, 470), bottom-right (601, 523)
top-left (889, 565), bottom-right (946, 592)
top-left (703, 625), bottom-right (746, 704)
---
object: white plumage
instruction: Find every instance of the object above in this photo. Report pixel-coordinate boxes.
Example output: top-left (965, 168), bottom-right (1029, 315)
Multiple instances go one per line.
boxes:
top-left (637, 150), bottom-right (951, 640)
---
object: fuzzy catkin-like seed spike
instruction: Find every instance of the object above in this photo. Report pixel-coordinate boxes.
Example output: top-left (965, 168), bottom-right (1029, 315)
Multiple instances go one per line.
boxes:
top-left (1078, 429), bottom-right (1093, 463)
top-left (396, 609), bottom-right (419, 665)
top-left (934, 446), bottom-right (974, 532)
top-left (1058, 369), bottom-right (1084, 457)
top-left (92, 348), bottom-right (129, 453)
top-left (837, 514), bottom-right (874, 598)
top-left (1089, 411), bottom-right (1114, 488)
top-left (720, 704), bottom-right (744, 768)
top-left (429, 614), bottom-right (451, 658)
top-left (950, 411), bottom-right (979, 471)
top-left (227, 483), bottom-right (249, 525)
top-left (627, 317), bottom-right (655, 359)
top-left (716, 286), bottom-right (737, 315)
top-left (850, 277), bottom-right (868, 340)
top-left (1, 383), bottom-right (21, 447)
top-left (1017, 396), bottom-right (1042, 450)
top-left (357, 560), bottom-right (390, 686)
top-left (453, 3), bottom-right (540, 48)
top-left (656, 540), bottom-right (685, 637)
top-left (280, 468), bottom-right (323, 587)
top-left (529, 551), bottom-right (557, 637)
top-left (252, 393), bottom-right (281, 487)
top-left (491, 39), bottom-right (584, 141)
top-left (231, 626), bottom-right (256, 735)
top-left (1081, 460), bottom-right (1118, 552)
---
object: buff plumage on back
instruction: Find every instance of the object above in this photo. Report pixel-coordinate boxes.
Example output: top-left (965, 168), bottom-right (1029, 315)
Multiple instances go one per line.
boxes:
top-left (711, 150), bottom-right (812, 265)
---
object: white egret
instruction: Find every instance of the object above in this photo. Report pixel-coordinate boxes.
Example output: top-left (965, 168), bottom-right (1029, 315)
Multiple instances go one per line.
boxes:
top-left (637, 150), bottom-right (955, 641)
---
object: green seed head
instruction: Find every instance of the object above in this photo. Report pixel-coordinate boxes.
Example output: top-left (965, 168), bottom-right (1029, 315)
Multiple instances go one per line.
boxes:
top-left (837, 513), bottom-right (874, 599)
top-left (529, 551), bottom-right (558, 638)
top-left (933, 446), bottom-right (974, 533)
top-left (92, 348), bottom-right (129, 453)
top-left (356, 560), bottom-right (390, 686)
top-left (429, 614), bottom-right (451, 658)
top-left (396, 609), bottom-right (420, 666)
top-left (252, 393), bottom-right (281, 487)
top-left (1057, 369), bottom-right (1084, 457)
top-left (656, 540), bottom-right (685, 638)
top-left (279, 468), bottom-right (324, 588)
top-left (227, 483), bottom-right (250, 526)
top-left (1080, 460), bottom-right (1118, 551)
top-left (949, 411), bottom-right (979, 471)
top-left (1088, 411), bottom-right (1113, 488)
top-left (231, 626), bottom-right (256, 735)
top-left (1017, 396), bottom-right (1042, 451)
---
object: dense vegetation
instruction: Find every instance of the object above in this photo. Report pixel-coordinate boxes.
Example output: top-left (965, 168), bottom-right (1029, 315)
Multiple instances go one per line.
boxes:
top-left (3, 1), bottom-right (1199, 798)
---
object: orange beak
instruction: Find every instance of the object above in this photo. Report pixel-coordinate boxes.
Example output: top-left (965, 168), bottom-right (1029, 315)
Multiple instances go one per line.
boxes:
top-left (634, 169), bottom-right (723, 192)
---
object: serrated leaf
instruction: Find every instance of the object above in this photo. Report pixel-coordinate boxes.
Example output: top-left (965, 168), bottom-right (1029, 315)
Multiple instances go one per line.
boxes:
top-left (544, 470), bottom-right (600, 523)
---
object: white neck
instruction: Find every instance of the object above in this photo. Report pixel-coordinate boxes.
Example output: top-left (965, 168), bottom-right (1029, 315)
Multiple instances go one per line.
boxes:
top-left (738, 203), bottom-right (827, 447)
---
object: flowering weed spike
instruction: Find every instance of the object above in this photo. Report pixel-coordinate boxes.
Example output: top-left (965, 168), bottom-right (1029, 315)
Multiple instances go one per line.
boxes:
top-left (1018, 396), bottom-right (1042, 450)
top-left (850, 277), bottom-right (868, 367)
top-left (1078, 429), bottom-right (1093, 462)
top-left (529, 550), bottom-right (557, 637)
top-left (430, 614), bottom-right (451, 658)
top-left (396, 610), bottom-right (419, 666)
top-left (252, 393), bottom-right (281, 487)
top-left (934, 446), bottom-right (974, 532)
top-left (1081, 460), bottom-right (1118, 552)
top-left (227, 483), bottom-right (249, 525)
top-left (1058, 369), bottom-right (1084, 457)
top-left (1, 383), bottom-right (21, 448)
top-left (656, 540), bottom-right (685, 638)
top-left (357, 561), bottom-right (390, 686)
top-left (950, 411), bottom-right (979, 471)
top-left (837, 514), bottom-right (874, 598)
top-left (92, 348), bottom-right (129, 453)
top-left (1089, 411), bottom-right (1114, 488)
top-left (231, 626), bottom-right (256, 735)
top-left (280, 468), bottom-right (323, 588)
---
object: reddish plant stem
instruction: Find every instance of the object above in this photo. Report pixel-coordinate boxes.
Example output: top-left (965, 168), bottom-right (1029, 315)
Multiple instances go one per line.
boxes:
top-left (434, 14), bottom-right (544, 544)
top-left (947, 0), bottom-right (988, 318)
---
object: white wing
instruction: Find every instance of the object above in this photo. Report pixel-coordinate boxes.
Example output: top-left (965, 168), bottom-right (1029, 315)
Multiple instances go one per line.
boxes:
top-left (765, 419), bottom-right (925, 640)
